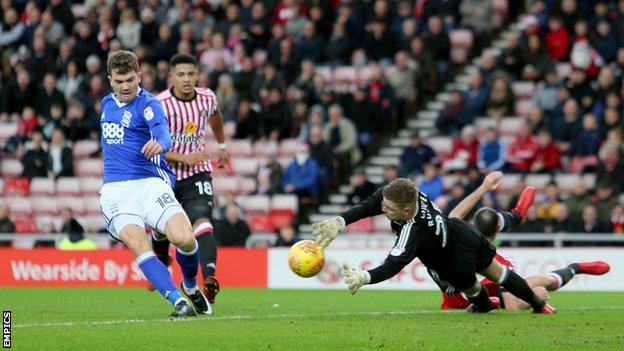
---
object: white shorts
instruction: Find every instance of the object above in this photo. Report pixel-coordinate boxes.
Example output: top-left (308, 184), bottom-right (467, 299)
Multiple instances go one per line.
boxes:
top-left (100, 177), bottom-right (185, 240)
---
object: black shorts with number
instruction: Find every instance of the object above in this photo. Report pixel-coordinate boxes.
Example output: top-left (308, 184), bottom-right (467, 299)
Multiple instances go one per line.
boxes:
top-left (429, 218), bottom-right (497, 291)
top-left (174, 172), bottom-right (214, 224)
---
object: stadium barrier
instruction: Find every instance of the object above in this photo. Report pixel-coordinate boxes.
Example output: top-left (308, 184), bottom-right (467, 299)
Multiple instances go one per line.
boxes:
top-left (1, 247), bottom-right (622, 291)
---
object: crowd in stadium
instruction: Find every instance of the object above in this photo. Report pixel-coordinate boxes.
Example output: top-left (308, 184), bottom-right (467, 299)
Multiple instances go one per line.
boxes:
top-left (0, 0), bottom-right (623, 245)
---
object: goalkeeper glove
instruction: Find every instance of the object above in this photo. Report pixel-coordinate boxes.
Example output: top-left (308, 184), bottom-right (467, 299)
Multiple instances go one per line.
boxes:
top-left (342, 262), bottom-right (370, 295)
top-left (311, 216), bottom-right (345, 249)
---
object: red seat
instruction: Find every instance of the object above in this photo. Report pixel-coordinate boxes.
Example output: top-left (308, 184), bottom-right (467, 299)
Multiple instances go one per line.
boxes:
top-left (239, 195), bottom-right (270, 214)
top-left (56, 177), bottom-right (82, 195)
top-left (83, 196), bottom-right (102, 215)
top-left (81, 177), bottom-right (103, 195)
top-left (6, 197), bottom-right (32, 215)
top-left (278, 139), bottom-right (306, 157)
top-left (345, 217), bottom-right (373, 233)
top-left (248, 215), bottom-right (274, 232)
top-left (3, 178), bottom-right (30, 195)
top-left (238, 177), bottom-right (257, 194)
top-left (212, 176), bottom-right (238, 193)
top-left (270, 194), bottom-right (298, 213)
top-left (269, 210), bottom-right (294, 229)
top-left (57, 197), bottom-right (85, 215)
top-left (230, 158), bottom-right (258, 175)
top-left (72, 140), bottom-right (100, 159)
top-left (0, 158), bottom-right (23, 178)
top-left (228, 139), bottom-right (253, 157)
top-left (75, 159), bottom-right (103, 176)
top-left (13, 216), bottom-right (37, 233)
top-left (31, 196), bottom-right (59, 215)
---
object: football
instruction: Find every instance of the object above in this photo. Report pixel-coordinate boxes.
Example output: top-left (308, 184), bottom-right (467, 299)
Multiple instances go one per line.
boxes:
top-left (288, 240), bottom-right (325, 278)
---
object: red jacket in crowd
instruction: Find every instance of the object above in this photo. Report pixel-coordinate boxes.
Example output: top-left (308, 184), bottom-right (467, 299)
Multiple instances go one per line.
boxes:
top-left (531, 141), bottom-right (561, 172)
top-left (447, 138), bottom-right (480, 166)
top-left (546, 27), bottom-right (570, 61)
top-left (508, 136), bottom-right (538, 172)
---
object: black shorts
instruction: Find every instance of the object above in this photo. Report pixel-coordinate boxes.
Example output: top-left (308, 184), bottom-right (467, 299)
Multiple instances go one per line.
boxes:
top-left (430, 218), bottom-right (497, 291)
top-left (174, 172), bottom-right (214, 224)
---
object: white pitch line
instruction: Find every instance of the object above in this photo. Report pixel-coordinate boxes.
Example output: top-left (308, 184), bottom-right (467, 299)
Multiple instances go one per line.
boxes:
top-left (12, 307), bottom-right (624, 330)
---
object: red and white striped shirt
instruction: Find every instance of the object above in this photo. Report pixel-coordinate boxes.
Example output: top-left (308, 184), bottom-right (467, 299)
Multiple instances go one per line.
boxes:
top-left (156, 87), bottom-right (219, 180)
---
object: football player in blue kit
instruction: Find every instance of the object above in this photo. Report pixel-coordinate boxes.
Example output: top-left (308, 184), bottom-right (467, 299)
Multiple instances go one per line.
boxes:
top-left (99, 51), bottom-right (211, 317)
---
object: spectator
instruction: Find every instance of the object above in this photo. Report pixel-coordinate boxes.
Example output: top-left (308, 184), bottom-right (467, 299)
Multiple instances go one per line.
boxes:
top-left (0, 204), bottom-right (15, 233)
top-left (536, 181), bottom-right (562, 222)
top-left (47, 128), bottom-right (74, 179)
top-left (308, 124), bottom-right (333, 199)
top-left (234, 99), bottom-right (260, 140)
top-left (444, 183), bottom-right (467, 217)
top-left (348, 169), bottom-right (377, 204)
top-left (3, 70), bottom-right (37, 115)
top-left (260, 88), bottom-right (291, 140)
top-left (422, 16), bottom-right (450, 82)
top-left (600, 107), bottom-right (621, 140)
top-left (436, 89), bottom-right (471, 135)
top-left (21, 130), bottom-right (49, 180)
top-left (565, 180), bottom-right (592, 219)
top-left (521, 34), bottom-right (552, 81)
top-left (418, 163), bottom-right (444, 201)
top-left (364, 20), bottom-right (396, 63)
top-left (214, 204), bottom-right (251, 247)
top-left (515, 206), bottom-right (547, 233)
top-left (533, 69), bottom-right (560, 114)
top-left (444, 125), bottom-right (479, 172)
top-left (545, 16), bottom-right (570, 61)
top-left (499, 32), bottom-right (523, 79)
top-left (477, 127), bottom-right (507, 172)
top-left (296, 21), bottom-right (324, 63)
top-left (592, 19), bottom-right (619, 64)
top-left (281, 145), bottom-right (320, 199)
top-left (0, 7), bottom-right (25, 52)
top-left (347, 86), bottom-right (377, 156)
top-left (273, 225), bottom-right (301, 247)
top-left (400, 133), bottom-right (436, 176)
top-left (409, 36), bottom-right (436, 97)
top-left (530, 129), bottom-right (561, 173)
top-left (116, 9), bottom-right (142, 50)
top-left (386, 51), bottom-right (417, 123)
top-left (255, 152), bottom-right (283, 196)
top-left (596, 141), bottom-right (624, 194)
top-left (366, 66), bottom-right (395, 131)
top-left (593, 182), bottom-right (619, 224)
top-left (379, 164), bottom-right (399, 187)
top-left (62, 102), bottom-right (95, 142)
top-left (547, 203), bottom-right (575, 233)
top-left (57, 208), bottom-right (97, 250)
top-left (57, 61), bottom-right (85, 101)
top-left (322, 104), bottom-right (360, 184)
top-left (572, 205), bottom-right (612, 234)
top-left (507, 121), bottom-right (538, 172)
top-left (550, 98), bottom-right (582, 154)
top-left (485, 75), bottom-right (515, 118)
top-left (464, 70), bottom-right (489, 120)
top-left (527, 107), bottom-right (547, 134)
top-left (215, 74), bottom-right (238, 123)
top-left (325, 21), bottom-right (352, 65)
top-left (35, 73), bottom-right (66, 119)
top-left (611, 204), bottom-right (624, 234)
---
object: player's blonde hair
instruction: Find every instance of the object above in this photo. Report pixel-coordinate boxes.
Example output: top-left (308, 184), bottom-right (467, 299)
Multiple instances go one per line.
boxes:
top-left (382, 178), bottom-right (418, 209)
top-left (107, 50), bottom-right (139, 75)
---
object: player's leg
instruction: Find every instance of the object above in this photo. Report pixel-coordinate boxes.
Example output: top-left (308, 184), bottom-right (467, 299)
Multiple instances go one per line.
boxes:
top-left (462, 278), bottom-right (501, 313)
top-left (479, 260), bottom-right (555, 313)
top-left (151, 230), bottom-right (172, 266)
top-left (546, 261), bottom-right (610, 291)
top-left (115, 217), bottom-right (196, 317)
top-left (502, 286), bottom-right (549, 311)
top-left (193, 218), bottom-right (220, 303)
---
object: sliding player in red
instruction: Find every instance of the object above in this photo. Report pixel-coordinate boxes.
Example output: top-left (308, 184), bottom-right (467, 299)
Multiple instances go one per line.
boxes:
top-left (442, 178), bottom-right (610, 311)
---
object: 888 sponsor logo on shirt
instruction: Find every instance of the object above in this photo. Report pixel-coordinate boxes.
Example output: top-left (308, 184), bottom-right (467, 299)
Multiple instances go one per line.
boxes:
top-left (102, 122), bottom-right (125, 145)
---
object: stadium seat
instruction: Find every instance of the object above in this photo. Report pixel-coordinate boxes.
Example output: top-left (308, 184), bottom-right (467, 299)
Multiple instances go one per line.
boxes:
top-left (212, 176), bottom-right (238, 193)
top-left (253, 140), bottom-right (278, 156)
top-left (269, 210), bottom-right (295, 229)
top-left (13, 216), bottom-right (38, 234)
top-left (30, 177), bottom-right (55, 195)
top-left (78, 215), bottom-right (106, 233)
top-left (373, 215), bottom-right (392, 233)
top-left (277, 156), bottom-right (293, 169)
top-left (270, 194), bottom-right (299, 214)
top-left (238, 177), bottom-right (257, 194)
top-left (345, 217), bottom-right (373, 233)
top-left (426, 136), bottom-right (453, 157)
top-left (358, 65), bottom-right (376, 84)
top-left (230, 158), bottom-right (258, 175)
top-left (315, 67), bottom-right (332, 81)
top-left (75, 159), bottom-right (103, 176)
top-left (57, 197), bottom-right (86, 215)
top-left (499, 118), bottom-right (524, 136)
top-left (278, 139), bottom-right (306, 157)
top-left (239, 195), bottom-right (270, 214)
top-left (0, 179), bottom-right (3, 195)
top-left (525, 174), bottom-right (551, 190)
top-left (0, 122), bottom-right (18, 144)
top-left (449, 29), bottom-right (474, 64)
top-left (31, 196), bottom-right (59, 215)
top-left (555, 174), bottom-right (580, 193)
top-left (223, 121), bottom-right (236, 137)
top-left (72, 140), bottom-right (100, 159)
top-left (5, 197), bottom-right (32, 215)
top-left (499, 174), bottom-right (522, 192)
top-left (248, 214), bottom-right (274, 232)
top-left (556, 63), bottom-right (571, 79)
top-left (583, 174), bottom-right (596, 189)
top-left (56, 177), bottom-right (82, 195)
top-left (228, 139), bottom-right (253, 156)
top-left (515, 99), bottom-right (533, 116)
top-left (511, 81), bottom-right (536, 99)
top-left (36, 216), bottom-right (62, 232)
top-left (333, 66), bottom-right (357, 84)
top-left (81, 177), bottom-right (103, 195)
top-left (1, 158), bottom-right (23, 178)
top-left (83, 196), bottom-right (102, 215)
top-left (3, 178), bottom-right (30, 195)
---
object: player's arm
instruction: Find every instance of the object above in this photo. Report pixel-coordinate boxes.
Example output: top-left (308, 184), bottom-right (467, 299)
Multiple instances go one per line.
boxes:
top-left (142, 101), bottom-right (172, 158)
top-left (209, 107), bottom-right (228, 168)
top-left (342, 223), bottom-right (419, 294)
top-left (312, 188), bottom-right (384, 248)
top-left (448, 171), bottom-right (503, 219)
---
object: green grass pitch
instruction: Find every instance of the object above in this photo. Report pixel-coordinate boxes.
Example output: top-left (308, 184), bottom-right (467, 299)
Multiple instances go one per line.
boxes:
top-left (2, 288), bottom-right (623, 350)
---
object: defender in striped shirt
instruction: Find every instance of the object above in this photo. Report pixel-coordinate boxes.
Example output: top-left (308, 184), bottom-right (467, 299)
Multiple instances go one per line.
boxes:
top-left (443, 184), bottom-right (610, 311)
top-left (151, 54), bottom-right (229, 304)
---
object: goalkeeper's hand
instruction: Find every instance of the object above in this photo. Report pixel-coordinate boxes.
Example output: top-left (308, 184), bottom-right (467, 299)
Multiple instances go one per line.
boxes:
top-left (311, 216), bottom-right (344, 248)
top-left (342, 262), bottom-right (370, 295)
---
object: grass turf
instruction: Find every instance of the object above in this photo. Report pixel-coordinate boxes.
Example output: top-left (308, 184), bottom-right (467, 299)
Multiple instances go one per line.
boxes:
top-left (1, 288), bottom-right (623, 350)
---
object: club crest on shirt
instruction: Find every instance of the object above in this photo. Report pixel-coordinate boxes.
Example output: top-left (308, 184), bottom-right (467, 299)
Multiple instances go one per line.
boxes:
top-left (121, 110), bottom-right (132, 127)
top-left (184, 121), bottom-right (198, 135)
top-left (143, 106), bottom-right (154, 121)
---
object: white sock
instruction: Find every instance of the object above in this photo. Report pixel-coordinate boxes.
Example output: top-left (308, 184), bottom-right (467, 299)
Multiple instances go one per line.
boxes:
top-left (183, 282), bottom-right (199, 295)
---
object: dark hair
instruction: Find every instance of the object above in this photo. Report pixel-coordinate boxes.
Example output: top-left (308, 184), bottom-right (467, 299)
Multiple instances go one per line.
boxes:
top-left (169, 53), bottom-right (198, 68)
top-left (107, 50), bottom-right (139, 75)
top-left (474, 208), bottom-right (499, 238)
top-left (382, 178), bottom-right (417, 209)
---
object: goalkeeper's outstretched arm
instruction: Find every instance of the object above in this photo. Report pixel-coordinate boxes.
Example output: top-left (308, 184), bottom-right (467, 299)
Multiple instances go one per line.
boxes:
top-left (448, 171), bottom-right (503, 219)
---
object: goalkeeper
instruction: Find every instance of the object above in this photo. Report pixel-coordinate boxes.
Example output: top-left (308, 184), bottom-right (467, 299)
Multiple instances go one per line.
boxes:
top-left (312, 172), bottom-right (555, 313)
